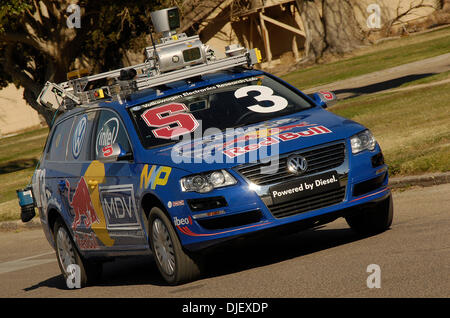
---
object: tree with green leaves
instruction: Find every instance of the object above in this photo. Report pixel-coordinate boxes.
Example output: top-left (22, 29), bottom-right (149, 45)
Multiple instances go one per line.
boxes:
top-left (0, 0), bottom-right (160, 126)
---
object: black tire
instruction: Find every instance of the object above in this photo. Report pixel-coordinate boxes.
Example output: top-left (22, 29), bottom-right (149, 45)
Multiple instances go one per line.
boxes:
top-left (345, 194), bottom-right (394, 235)
top-left (148, 207), bottom-right (202, 285)
top-left (53, 218), bottom-right (102, 288)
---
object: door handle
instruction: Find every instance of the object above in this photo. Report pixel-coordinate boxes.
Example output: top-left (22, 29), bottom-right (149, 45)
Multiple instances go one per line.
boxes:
top-left (58, 180), bottom-right (66, 191)
top-left (87, 180), bottom-right (99, 188)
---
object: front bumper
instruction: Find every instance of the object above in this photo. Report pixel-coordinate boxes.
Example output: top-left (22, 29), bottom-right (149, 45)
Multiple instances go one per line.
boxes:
top-left (183, 188), bottom-right (391, 251)
top-left (174, 140), bottom-right (389, 251)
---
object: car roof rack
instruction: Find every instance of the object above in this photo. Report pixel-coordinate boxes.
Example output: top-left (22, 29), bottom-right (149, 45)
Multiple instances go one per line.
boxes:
top-left (37, 7), bottom-right (262, 112)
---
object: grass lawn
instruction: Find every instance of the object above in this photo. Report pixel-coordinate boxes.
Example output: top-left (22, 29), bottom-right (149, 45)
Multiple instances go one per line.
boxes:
top-left (0, 128), bottom-right (48, 207)
top-left (0, 127), bottom-right (48, 165)
top-left (330, 82), bottom-right (450, 176)
top-left (281, 26), bottom-right (450, 90)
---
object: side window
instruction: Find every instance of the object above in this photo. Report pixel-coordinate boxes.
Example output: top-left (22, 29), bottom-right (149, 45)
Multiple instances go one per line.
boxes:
top-left (94, 110), bottom-right (131, 159)
top-left (46, 117), bottom-right (75, 161)
top-left (67, 111), bottom-right (96, 161)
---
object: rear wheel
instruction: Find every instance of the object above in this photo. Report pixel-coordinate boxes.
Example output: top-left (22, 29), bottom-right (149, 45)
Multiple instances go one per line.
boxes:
top-left (148, 207), bottom-right (202, 285)
top-left (53, 218), bottom-right (102, 288)
top-left (345, 194), bottom-right (394, 235)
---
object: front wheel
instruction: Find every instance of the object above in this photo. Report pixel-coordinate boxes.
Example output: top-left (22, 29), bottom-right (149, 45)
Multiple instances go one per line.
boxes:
top-left (148, 207), bottom-right (202, 285)
top-left (345, 194), bottom-right (394, 235)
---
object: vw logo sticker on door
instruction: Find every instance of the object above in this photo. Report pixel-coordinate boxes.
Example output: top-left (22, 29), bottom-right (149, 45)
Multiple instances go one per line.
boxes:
top-left (72, 115), bottom-right (87, 159)
top-left (286, 155), bottom-right (308, 175)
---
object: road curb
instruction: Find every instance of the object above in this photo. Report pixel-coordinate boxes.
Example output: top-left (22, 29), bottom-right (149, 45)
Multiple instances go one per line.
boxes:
top-left (389, 172), bottom-right (450, 189)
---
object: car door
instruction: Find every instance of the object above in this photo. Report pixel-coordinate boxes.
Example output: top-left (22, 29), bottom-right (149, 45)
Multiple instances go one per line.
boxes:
top-left (33, 115), bottom-right (75, 232)
top-left (63, 110), bottom-right (115, 250)
top-left (92, 109), bottom-right (147, 250)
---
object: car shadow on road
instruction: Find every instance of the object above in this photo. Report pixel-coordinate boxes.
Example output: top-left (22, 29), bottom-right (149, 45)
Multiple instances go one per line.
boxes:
top-left (333, 73), bottom-right (436, 100)
top-left (96, 225), bottom-right (380, 287)
top-left (23, 275), bottom-right (67, 292)
top-left (201, 225), bottom-right (374, 280)
top-left (99, 256), bottom-right (167, 287)
top-left (23, 255), bottom-right (167, 291)
top-left (23, 225), bottom-right (383, 290)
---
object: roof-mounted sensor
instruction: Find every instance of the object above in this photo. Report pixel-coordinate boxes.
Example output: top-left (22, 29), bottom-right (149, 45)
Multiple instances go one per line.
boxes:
top-left (36, 7), bottom-right (262, 111)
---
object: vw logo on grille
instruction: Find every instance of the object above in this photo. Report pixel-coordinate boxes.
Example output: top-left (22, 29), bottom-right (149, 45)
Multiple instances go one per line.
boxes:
top-left (287, 155), bottom-right (308, 175)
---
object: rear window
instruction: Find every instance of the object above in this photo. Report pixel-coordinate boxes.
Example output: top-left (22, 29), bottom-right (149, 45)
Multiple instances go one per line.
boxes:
top-left (46, 117), bottom-right (75, 161)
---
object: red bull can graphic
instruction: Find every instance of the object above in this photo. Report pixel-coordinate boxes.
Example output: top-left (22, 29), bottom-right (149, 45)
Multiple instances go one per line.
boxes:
top-left (66, 177), bottom-right (100, 230)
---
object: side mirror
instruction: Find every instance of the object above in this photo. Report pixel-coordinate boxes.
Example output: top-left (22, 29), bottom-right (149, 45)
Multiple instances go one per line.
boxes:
top-left (311, 91), bottom-right (338, 108)
top-left (98, 143), bottom-right (133, 162)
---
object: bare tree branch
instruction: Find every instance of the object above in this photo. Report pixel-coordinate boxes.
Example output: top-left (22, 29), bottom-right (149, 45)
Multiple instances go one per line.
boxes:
top-left (385, 0), bottom-right (436, 35)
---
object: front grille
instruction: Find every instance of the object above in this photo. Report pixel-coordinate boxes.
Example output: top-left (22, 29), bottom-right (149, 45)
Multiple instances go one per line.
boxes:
top-left (236, 142), bottom-right (346, 186)
top-left (267, 186), bottom-right (346, 219)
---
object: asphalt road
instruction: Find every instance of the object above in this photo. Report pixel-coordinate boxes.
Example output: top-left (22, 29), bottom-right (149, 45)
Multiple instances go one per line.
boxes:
top-left (304, 53), bottom-right (450, 99)
top-left (0, 183), bottom-right (449, 299)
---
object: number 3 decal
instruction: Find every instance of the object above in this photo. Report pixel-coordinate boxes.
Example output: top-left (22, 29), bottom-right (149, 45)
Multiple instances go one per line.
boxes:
top-left (141, 103), bottom-right (199, 139)
top-left (234, 85), bottom-right (288, 113)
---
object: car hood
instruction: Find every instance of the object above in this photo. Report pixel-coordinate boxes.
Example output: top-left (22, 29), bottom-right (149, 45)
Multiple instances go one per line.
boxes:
top-left (144, 107), bottom-right (366, 173)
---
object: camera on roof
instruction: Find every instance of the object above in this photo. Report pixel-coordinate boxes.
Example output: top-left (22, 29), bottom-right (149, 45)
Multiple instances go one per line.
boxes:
top-left (150, 7), bottom-right (180, 36)
top-left (148, 7), bottom-right (211, 73)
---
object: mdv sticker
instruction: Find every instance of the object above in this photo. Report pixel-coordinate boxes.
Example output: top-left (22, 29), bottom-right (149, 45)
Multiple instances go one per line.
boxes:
top-left (99, 184), bottom-right (140, 231)
top-left (72, 115), bottom-right (87, 159)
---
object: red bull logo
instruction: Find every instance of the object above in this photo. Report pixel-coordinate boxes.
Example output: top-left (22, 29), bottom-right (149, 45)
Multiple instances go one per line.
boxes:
top-left (66, 178), bottom-right (100, 230)
top-left (223, 125), bottom-right (333, 158)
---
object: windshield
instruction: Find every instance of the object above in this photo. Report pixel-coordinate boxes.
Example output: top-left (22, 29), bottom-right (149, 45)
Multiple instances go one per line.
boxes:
top-left (129, 74), bottom-right (315, 149)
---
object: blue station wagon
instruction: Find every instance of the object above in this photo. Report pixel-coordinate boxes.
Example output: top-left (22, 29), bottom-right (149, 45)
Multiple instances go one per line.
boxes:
top-left (26, 7), bottom-right (393, 286)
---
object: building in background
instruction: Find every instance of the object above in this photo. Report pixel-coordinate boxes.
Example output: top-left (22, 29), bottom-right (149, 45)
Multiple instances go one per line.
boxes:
top-left (181, 0), bottom-right (440, 67)
top-left (0, 85), bottom-right (43, 137)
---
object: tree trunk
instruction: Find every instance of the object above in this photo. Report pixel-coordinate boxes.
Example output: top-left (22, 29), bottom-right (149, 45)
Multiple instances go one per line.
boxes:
top-left (323, 0), bottom-right (365, 55)
top-left (296, 0), bottom-right (326, 62)
top-left (295, 0), bottom-right (366, 62)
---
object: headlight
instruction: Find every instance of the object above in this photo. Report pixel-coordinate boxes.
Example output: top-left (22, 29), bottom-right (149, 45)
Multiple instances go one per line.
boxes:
top-left (350, 130), bottom-right (376, 154)
top-left (180, 170), bottom-right (237, 193)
